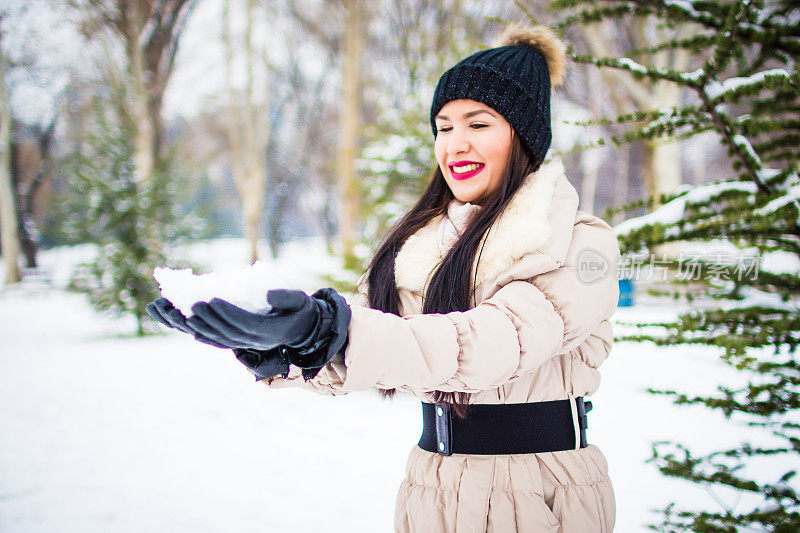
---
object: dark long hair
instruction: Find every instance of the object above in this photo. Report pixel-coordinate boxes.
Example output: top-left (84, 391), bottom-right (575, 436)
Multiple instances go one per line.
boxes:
top-left (365, 133), bottom-right (540, 418)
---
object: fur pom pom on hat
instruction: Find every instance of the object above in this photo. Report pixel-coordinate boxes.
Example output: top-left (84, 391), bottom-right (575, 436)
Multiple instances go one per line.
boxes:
top-left (430, 22), bottom-right (569, 167)
top-left (493, 22), bottom-right (567, 88)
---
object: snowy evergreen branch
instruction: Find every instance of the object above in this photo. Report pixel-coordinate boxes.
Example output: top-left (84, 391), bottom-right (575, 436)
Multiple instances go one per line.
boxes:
top-left (550, 0), bottom-right (800, 529)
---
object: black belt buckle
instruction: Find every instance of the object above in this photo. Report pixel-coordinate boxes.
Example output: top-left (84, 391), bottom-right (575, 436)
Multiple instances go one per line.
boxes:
top-left (575, 397), bottom-right (593, 448)
top-left (434, 403), bottom-right (452, 456)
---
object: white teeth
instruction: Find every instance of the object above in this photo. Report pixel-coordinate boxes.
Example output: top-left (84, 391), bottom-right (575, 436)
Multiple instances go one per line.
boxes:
top-left (452, 163), bottom-right (483, 173)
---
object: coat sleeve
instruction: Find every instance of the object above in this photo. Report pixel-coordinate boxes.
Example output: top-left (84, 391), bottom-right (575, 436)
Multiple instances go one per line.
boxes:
top-left (265, 221), bottom-right (620, 395)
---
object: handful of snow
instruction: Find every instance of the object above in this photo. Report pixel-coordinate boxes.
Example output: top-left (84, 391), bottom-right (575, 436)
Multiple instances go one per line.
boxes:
top-left (153, 262), bottom-right (276, 316)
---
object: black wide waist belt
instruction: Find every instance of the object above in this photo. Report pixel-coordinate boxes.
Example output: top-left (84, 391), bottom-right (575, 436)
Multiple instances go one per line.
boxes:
top-left (418, 398), bottom-right (592, 456)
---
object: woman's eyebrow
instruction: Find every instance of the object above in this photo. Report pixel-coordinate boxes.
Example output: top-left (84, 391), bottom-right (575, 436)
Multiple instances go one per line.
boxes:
top-left (435, 109), bottom-right (496, 121)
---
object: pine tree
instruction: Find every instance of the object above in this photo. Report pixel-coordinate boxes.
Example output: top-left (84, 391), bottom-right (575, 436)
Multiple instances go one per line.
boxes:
top-left (65, 103), bottom-right (183, 335)
top-left (550, 0), bottom-right (799, 530)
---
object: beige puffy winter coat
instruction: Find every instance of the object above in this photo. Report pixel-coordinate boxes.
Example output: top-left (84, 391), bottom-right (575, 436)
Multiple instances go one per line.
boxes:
top-left (265, 158), bottom-right (620, 532)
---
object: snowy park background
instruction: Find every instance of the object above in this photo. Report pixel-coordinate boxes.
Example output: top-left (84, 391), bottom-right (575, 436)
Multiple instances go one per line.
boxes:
top-left (1, 237), bottom-right (794, 532)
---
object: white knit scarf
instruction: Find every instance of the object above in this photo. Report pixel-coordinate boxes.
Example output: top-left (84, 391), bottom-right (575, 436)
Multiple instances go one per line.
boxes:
top-left (437, 199), bottom-right (482, 257)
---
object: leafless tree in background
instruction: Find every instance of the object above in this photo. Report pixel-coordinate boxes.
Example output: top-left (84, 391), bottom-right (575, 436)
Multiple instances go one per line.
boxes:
top-left (263, 11), bottom-right (339, 257)
top-left (78, 0), bottom-right (198, 184)
top-left (336, 0), bottom-right (367, 268)
top-left (0, 21), bottom-right (21, 284)
top-left (12, 121), bottom-right (57, 268)
top-left (222, 0), bottom-right (271, 264)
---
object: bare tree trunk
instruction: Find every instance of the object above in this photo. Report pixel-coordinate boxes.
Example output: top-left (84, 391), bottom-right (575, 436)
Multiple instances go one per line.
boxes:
top-left (612, 143), bottom-right (631, 226)
top-left (12, 121), bottom-right (56, 268)
top-left (336, 0), bottom-right (364, 269)
top-left (243, 0), bottom-right (268, 264)
top-left (580, 66), bottom-right (603, 214)
top-left (222, 0), bottom-right (245, 209)
top-left (124, 2), bottom-right (157, 186)
top-left (642, 17), bottom-right (687, 206)
top-left (644, 137), bottom-right (682, 202)
top-left (0, 34), bottom-right (21, 284)
top-left (223, 0), bottom-right (269, 264)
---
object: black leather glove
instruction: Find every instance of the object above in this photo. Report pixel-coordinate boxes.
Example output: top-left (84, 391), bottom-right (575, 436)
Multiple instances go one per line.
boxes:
top-left (146, 297), bottom-right (294, 379)
top-left (186, 288), bottom-right (351, 380)
top-left (145, 297), bottom-right (228, 349)
top-left (233, 347), bottom-right (291, 381)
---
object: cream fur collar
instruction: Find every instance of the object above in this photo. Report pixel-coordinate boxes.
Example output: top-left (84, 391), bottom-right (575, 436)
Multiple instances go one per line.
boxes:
top-left (394, 158), bottom-right (567, 294)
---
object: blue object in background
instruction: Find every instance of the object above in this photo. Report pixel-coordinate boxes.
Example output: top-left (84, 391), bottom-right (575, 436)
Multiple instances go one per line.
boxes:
top-left (618, 278), bottom-right (634, 307)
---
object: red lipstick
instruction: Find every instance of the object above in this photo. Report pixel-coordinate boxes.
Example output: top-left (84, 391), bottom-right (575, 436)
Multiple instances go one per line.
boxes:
top-left (448, 161), bottom-right (485, 181)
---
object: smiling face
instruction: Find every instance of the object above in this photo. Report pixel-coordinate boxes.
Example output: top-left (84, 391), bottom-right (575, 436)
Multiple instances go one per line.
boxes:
top-left (434, 99), bottom-right (514, 205)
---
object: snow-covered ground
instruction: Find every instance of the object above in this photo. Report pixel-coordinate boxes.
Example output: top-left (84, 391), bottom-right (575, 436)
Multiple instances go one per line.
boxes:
top-left (0, 238), bottom-right (787, 532)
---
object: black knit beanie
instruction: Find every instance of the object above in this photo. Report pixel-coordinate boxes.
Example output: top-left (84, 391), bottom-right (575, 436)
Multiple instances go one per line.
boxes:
top-left (430, 23), bottom-right (567, 167)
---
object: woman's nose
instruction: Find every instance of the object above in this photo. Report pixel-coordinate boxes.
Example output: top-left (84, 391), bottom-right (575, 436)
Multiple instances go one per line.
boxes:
top-left (447, 127), bottom-right (470, 154)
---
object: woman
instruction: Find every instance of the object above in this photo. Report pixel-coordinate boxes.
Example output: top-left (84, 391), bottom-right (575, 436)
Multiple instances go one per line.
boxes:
top-left (148, 22), bottom-right (620, 532)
